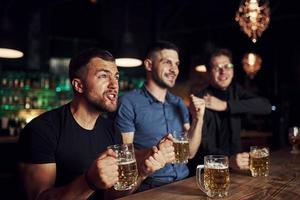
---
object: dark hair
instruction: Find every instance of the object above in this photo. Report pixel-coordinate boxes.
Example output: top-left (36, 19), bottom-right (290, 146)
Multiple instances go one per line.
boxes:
top-left (205, 48), bottom-right (233, 71)
top-left (69, 48), bottom-right (115, 81)
top-left (145, 40), bottom-right (179, 59)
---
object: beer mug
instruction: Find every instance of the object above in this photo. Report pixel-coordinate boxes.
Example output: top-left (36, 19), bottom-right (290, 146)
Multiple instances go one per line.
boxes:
top-left (107, 143), bottom-right (138, 190)
top-left (172, 131), bottom-right (189, 164)
top-left (249, 146), bottom-right (270, 177)
top-left (196, 155), bottom-right (230, 198)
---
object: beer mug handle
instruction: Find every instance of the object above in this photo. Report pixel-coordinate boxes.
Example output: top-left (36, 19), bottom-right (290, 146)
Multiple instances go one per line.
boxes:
top-left (196, 165), bottom-right (208, 194)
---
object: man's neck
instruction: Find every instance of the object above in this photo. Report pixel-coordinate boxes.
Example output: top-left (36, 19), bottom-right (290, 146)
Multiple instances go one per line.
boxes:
top-left (145, 80), bottom-right (168, 102)
top-left (70, 98), bottom-right (101, 130)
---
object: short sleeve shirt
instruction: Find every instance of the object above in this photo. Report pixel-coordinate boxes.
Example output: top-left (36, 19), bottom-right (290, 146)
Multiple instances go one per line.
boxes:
top-left (18, 104), bottom-right (121, 199)
top-left (115, 86), bottom-right (190, 182)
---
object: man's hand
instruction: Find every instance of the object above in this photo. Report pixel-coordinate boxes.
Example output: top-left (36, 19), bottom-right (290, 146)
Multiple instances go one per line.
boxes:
top-left (204, 94), bottom-right (227, 111)
top-left (142, 146), bottom-right (167, 175)
top-left (189, 94), bottom-right (205, 120)
top-left (86, 149), bottom-right (119, 190)
top-left (157, 134), bottom-right (175, 164)
top-left (229, 152), bottom-right (249, 170)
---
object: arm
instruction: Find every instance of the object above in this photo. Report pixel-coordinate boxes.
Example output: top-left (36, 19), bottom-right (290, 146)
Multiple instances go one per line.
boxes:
top-left (228, 96), bottom-right (271, 115)
top-left (20, 150), bottom-right (119, 200)
top-left (187, 94), bottom-right (205, 158)
top-left (19, 163), bottom-right (93, 200)
top-left (203, 88), bottom-right (272, 115)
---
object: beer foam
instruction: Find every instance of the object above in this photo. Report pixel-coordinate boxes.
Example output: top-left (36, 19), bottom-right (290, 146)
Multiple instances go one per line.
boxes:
top-left (118, 159), bottom-right (136, 165)
top-left (250, 149), bottom-right (269, 158)
top-left (174, 140), bottom-right (189, 144)
top-left (206, 162), bottom-right (228, 169)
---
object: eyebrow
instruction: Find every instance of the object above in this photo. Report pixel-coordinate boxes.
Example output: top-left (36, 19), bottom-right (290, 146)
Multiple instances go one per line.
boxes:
top-left (95, 69), bottom-right (119, 76)
top-left (159, 58), bottom-right (180, 64)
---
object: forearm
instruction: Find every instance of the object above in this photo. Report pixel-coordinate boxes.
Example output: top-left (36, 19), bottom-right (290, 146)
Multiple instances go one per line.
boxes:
top-left (188, 118), bottom-right (204, 158)
top-left (37, 175), bottom-right (94, 200)
top-left (228, 98), bottom-right (271, 114)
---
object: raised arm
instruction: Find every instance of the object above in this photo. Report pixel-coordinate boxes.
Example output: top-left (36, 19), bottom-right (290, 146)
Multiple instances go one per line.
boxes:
top-left (187, 94), bottom-right (205, 158)
top-left (203, 85), bottom-right (272, 114)
top-left (227, 86), bottom-right (272, 114)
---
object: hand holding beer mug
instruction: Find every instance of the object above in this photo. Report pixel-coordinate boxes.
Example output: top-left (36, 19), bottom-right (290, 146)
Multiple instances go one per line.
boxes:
top-left (172, 131), bottom-right (189, 164)
top-left (107, 143), bottom-right (138, 190)
top-left (196, 155), bottom-right (230, 198)
top-left (249, 146), bottom-right (270, 177)
top-left (288, 127), bottom-right (300, 154)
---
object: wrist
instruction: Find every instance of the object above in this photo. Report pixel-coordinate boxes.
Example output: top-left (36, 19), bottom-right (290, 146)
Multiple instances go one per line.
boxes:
top-left (84, 171), bottom-right (98, 191)
top-left (224, 101), bottom-right (228, 111)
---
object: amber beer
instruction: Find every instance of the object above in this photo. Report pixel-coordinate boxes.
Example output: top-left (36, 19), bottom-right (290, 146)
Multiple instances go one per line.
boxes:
top-left (172, 131), bottom-right (189, 164)
top-left (196, 155), bottom-right (230, 198)
top-left (204, 163), bottom-right (230, 197)
top-left (249, 146), bottom-right (269, 177)
top-left (174, 140), bottom-right (189, 164)
top-left (108, 143), bottom-right (138, 190)
top-left (115, 159), bottom-right (138, 190)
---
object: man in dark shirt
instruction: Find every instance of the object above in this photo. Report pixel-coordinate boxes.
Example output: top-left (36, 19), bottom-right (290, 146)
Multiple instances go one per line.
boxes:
top-left (190, 48), bottom-right (272, 172)
top-left (18, 48), bottom-right (172, 200)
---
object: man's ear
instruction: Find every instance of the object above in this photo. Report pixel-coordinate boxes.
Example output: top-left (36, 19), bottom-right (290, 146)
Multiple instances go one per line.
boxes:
top-left (72, 78), bottom-right (84, 93)
top-left (144, 59), bottom-right (152, 72)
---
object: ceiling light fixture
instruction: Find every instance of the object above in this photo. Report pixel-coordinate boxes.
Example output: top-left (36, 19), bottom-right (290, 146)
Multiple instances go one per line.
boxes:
top-left (116, 58), bottom-right (142, 67)
top-left (0, 47), bottom-right (24, 59)
top-left (235, 0), bottom-right (270, 43)
top-left (242, 52), bottom-right (262, 79)
top-left (195, 65), bottom-right (207, 73)
top-left (115, 0), bottom-right (142, 68)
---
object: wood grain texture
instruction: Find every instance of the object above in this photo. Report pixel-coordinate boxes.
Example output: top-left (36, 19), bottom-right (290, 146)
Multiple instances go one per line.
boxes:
top-left (118, 149), bottom-right (300, 200)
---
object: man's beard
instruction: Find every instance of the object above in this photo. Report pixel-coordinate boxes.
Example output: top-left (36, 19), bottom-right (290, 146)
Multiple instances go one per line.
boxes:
top-left (84, 94), bottom-right (117, 113)
top-left (152, 71), bottom-right (175, 89)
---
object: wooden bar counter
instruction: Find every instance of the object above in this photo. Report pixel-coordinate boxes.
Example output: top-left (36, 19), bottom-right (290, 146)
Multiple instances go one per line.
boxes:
top-left (118, 149), bottom-right (300, 200)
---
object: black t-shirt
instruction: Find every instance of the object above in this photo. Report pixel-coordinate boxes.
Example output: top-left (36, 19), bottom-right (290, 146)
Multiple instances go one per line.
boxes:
top-left (18, 103), bottom-right (121, 199)
top-left (209, 86), bottom-right (231, 155)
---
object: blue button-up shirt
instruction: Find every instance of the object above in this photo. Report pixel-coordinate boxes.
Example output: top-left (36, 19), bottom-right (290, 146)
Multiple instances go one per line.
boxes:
top-left (115, 86), bottom-right (190, 183)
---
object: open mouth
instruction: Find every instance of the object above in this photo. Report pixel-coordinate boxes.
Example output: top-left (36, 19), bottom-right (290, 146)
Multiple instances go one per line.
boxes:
top-left (105, 91), bottom-right (118, 103)
top-left (166, 73), bottom-right (177, 81)
top-left (218, 75), bottom-right (229, 81)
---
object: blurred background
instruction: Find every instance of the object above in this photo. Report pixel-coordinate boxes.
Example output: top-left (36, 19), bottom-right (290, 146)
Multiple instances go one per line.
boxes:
top-left (1, 0), bottom-right (300, 198)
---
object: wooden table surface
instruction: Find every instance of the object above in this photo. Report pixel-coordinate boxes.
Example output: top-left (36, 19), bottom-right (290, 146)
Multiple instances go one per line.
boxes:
top-left (118, 149), bottom-right (300, 200)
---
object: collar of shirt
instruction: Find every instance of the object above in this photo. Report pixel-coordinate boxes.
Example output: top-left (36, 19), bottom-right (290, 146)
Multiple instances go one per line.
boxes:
top-left (141, 85), bottom-right (177, 105)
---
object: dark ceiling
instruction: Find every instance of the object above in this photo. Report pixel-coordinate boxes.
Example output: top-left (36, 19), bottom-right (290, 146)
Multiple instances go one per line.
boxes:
top-left (1, 0), bottom-right (300, 97)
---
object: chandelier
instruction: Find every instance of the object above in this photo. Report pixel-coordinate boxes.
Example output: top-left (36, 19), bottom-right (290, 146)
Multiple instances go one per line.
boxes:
top-left (235, 0), bottom-right (270, 43)
top-left (242, 53), bottom-right (262, 79)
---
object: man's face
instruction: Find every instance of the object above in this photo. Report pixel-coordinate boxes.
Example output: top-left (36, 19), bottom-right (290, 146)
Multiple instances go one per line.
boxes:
top-left (82, 57), bottom-right (119, 112)
top-left (150, 49), bottom-right (180, 89)
top-left (210, 55), bottom-right (234, 91)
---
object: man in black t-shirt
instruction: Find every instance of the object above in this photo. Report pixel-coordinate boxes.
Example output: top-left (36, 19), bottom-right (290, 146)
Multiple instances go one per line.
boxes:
top-left (18, 48), bottom-right (174, 200)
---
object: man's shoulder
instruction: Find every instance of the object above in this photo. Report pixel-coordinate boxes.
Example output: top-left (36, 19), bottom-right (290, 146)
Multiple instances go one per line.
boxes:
top-left (167, 91), bottom-right (184, 103)
top-left (27, 104), bottom-right (68, 129)
top-left (196, 86), bottom-right (210, 97)
top-left (119, 88), bottom-right (145, 102)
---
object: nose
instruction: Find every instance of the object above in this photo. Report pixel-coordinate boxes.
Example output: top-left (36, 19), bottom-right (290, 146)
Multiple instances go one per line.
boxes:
top-left (108, 76), bottom-right (118, 89)
top-left (170, 63), bottom-right (179, 73)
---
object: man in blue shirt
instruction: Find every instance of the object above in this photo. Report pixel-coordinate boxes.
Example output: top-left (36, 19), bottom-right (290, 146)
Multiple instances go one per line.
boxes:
top-left (115, 41), bottom-right (205, 191)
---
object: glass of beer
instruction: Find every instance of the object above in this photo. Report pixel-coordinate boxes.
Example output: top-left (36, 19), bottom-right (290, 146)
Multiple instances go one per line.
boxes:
top-left (288, 127), bottom-right (300, 154)
top-left (107, 143), bottom-right (138, 190)
top-left (196, 155), bottom-right (230, 198)
top-left (172, 131), bottom-right (189, 164)
top-left (249, 146), bottom-right (270, 177)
